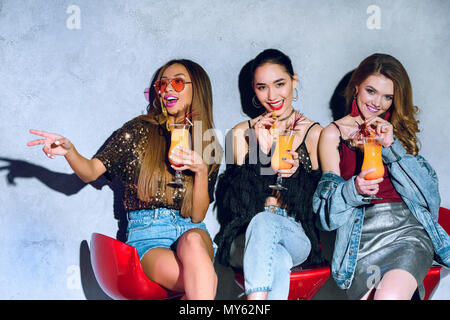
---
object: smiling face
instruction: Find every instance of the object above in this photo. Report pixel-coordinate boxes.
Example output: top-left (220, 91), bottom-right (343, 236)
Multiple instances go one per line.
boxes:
top-left (252, 62), bottom-right (298, 116)
top-left (159, 63), bottom-right (193, 118)
top-left (355, 73), bottom-right (394, 119)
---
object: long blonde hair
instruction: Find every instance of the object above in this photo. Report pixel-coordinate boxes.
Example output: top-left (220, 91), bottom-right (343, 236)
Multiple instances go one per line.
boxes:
top-left (345, 53), bottom-right (420, 155)
top-left (137, 59), bottom-right (223, 216)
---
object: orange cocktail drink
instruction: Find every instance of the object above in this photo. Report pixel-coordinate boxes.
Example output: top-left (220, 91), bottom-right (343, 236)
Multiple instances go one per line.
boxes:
top-left (271, 130), bottom-right (294, 172)
top-left (269, 129), bottom-right (294, 191)
top-left (361, 137), bottom-right (384, 180)
top-left (168, 123), bottom-right (191, 187)
top-left (168, 124), bottom-right (190, 167)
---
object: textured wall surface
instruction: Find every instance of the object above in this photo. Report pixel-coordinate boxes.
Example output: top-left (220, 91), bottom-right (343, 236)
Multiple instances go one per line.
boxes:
top-left (1, 0), bottom-right (449, 299)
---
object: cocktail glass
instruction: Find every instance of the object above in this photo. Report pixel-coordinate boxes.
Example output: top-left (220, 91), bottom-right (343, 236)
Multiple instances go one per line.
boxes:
top-left (269, 129), bottom-right (294, 191)
top-left (361, 136), bottom-right (384, 201)
top-left (168, 123), bottom-right (191, 187)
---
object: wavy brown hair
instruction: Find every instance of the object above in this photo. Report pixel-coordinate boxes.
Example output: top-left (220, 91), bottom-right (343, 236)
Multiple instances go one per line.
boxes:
top-left (344, 53), bottom-right (420, 155)
top-left (136, 59), bottom-right (223, 216)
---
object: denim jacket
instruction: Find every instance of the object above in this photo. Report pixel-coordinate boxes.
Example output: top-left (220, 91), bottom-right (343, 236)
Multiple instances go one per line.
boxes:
top-left (313, 138), bottom-right (450, 289)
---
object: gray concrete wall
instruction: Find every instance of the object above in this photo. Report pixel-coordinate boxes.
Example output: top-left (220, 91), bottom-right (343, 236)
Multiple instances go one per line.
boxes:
top-left (1, 0), bottom-right (449, 299)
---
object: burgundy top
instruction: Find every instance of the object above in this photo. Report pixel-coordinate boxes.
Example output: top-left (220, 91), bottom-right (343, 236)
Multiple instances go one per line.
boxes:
top-left (332, 122), bottom-right (402, 204)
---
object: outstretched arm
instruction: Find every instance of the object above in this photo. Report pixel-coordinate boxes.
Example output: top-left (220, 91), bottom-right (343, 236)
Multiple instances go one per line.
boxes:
top-left (27, 129), bottom-right (106, 183)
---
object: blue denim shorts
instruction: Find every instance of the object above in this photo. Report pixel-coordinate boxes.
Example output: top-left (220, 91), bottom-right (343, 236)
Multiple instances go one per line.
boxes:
top-left (126, 208), bottom-right (216, 260)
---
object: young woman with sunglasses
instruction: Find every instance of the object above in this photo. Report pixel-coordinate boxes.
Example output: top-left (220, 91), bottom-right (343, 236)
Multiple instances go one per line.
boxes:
top-left (27, 59), bottom-right (223, 300)
top-left (314, 53), bottom-right (450, 299)
top-left (214, 49), bottom-right (326, 299)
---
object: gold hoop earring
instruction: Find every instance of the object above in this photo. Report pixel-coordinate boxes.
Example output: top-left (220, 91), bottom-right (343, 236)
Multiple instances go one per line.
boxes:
top-left (252, 95), bottom-right (262, 108)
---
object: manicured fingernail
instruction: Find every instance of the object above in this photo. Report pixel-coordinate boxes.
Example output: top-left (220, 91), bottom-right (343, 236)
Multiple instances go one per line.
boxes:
top-left (54, 140), bottom-right (60, 145)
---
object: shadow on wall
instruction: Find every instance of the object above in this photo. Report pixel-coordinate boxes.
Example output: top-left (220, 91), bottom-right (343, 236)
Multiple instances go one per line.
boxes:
top-left (0, 138), bottom-right (129, 240)
top-left (79, 240), bottom-right (112, 300)
top-left (329, 70), bottom-right (354, 121)
top-left (0, 134), bottom-right (127, 300)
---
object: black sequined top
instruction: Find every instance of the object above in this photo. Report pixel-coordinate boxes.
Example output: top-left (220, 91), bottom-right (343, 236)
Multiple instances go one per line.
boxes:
top-left (94, 117), bottom-right (217, 212)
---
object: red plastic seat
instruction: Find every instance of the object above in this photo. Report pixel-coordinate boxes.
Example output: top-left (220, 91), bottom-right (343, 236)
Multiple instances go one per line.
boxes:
top-left (90, 233), bottom-right (183, 300)
top-left (234, 264), bottom-right (331, 300)
top-left (422, 206), bottom-right (450, 300)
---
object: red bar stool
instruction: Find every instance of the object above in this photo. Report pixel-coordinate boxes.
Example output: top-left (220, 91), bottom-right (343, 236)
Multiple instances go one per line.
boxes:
top-left (422, 206), bottom-right (450, 300)
top-left (90, 233), bottom-right (183, 300)
top-left (233, 264), bottom-right (331, 300)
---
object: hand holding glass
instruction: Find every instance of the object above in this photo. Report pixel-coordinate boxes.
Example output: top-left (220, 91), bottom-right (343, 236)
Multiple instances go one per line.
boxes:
top-left (168, 123), bottom-right (191, 187)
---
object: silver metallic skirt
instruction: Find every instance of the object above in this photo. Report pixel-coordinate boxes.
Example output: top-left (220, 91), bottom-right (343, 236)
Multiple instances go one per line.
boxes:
top-left (346, 202), bottom-right (434, 300)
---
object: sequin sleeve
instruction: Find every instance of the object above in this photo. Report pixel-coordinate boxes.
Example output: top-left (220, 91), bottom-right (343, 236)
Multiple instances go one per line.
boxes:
top-left (94, 118), bottom-right (147, 182)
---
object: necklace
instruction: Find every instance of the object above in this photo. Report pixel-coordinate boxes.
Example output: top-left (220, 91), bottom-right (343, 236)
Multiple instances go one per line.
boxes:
top-left (267, 108), bottom-right (295, 122)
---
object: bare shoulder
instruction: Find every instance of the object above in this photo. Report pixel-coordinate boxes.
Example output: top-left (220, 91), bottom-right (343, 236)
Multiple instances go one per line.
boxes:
top-left (306, 121), bottom-right (323, 140)
top-left (320, 122), bottom-right (341, 142)
top-left (296, 116), bottom-right (322, 140)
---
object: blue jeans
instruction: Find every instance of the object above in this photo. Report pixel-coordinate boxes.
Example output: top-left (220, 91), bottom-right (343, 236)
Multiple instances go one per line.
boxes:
top-left (243, 206), bottom-right (311, 299)
top-left (126, 208), bottom-right (216, 260)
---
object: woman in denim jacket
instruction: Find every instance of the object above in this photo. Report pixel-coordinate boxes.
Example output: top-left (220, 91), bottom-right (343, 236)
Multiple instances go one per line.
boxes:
top-left (313, 53), bottom-right (450, 300)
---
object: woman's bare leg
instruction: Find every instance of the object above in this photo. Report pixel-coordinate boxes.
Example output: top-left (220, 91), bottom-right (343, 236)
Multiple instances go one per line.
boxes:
top-left (360, 269), bottom-right (417, 300)
top-left (175, 228), bottom-right (217, 299)
top-left (140, 247), bottom-right (185, 292)
top-left (247, 291), bottom-right (269, 300)
top-left (139, 228), bottom-right (216, 299)
top-left (373, 269), bottom-right (417, 300)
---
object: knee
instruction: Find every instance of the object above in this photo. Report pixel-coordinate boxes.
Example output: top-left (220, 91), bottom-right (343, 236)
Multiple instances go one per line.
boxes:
top-left (177, 230), bottom-right (208, 259)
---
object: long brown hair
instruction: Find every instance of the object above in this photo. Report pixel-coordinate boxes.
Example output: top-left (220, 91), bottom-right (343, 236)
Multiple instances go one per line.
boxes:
top-left (345, 53), bottom-right (420, 155)
top-left (136, 59), bottom-right (223, 216)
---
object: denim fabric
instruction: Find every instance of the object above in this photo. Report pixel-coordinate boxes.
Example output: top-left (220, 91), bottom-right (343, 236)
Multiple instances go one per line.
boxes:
top-left (243, 206), bottom-right (311, 299)
top-left (313, 138), bottom-right (450, 289)
top-left (126, 207), bottom-right (216, 260)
